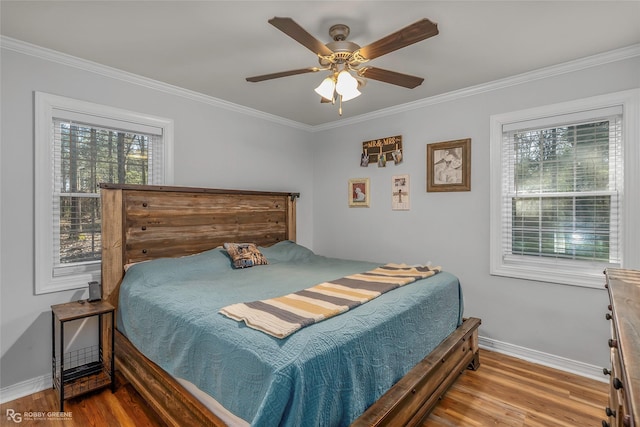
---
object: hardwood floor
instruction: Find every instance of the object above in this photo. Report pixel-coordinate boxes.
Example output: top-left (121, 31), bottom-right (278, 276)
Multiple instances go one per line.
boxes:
top-left (424, 350), bottom-right (608, 426)
top-left (0, 373), bottom-right (164, 427)
top-left (1, 349), bottom-right (608, 426)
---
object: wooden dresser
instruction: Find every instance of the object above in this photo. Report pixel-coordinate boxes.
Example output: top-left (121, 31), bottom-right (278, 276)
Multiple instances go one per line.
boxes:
top-left (604, 268), bottom-right (639, 427)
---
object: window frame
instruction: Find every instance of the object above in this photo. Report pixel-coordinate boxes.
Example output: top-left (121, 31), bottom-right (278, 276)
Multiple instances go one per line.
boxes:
top-left (490, 89), bottom-right (640, 288)
top-left (35, 92), bottom-right (174, 294)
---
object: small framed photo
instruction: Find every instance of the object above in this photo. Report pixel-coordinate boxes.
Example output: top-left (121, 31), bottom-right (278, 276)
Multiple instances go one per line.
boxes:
top-left (392, 175), bottom-right (410, 210)
top-left (348, 178), bottom-right (370, 207)
top-left (360, 151), bottom-right (369, 167)
top-left (427, 138), bottom-right (471, 192)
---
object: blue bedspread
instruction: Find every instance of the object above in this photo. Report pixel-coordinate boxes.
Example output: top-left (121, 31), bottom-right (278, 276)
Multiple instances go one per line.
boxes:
top-left (117, 241), bottom-right (463, 426)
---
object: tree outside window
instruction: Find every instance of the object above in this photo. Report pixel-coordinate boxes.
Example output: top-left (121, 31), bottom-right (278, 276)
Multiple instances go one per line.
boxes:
top-left (509, 121), bottom-right (616, 263)
top-left (55, 121), bottom-right (153, 267)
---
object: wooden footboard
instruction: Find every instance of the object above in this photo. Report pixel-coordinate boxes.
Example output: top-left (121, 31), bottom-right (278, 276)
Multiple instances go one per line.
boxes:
top-left (353, 317), bottom-right (481, 426)
top-left (115, 318), bottom-right (480, 426)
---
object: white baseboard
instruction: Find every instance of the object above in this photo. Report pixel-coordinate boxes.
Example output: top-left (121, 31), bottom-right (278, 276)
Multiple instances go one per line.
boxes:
top-left (0, 338), bottom-right (607, 403)
top-left (479, 336), bottom-right (607, 383)
top-left (0, 374), bottom-right (51, 404)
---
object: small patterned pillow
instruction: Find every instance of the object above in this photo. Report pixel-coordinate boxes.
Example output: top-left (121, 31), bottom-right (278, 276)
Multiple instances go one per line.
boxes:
top-left (223, 243), bottom-right (269, 269)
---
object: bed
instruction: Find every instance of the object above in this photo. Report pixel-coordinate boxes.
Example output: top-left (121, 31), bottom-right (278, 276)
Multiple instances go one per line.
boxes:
top-left (100, 183), bottom-right (480, 426)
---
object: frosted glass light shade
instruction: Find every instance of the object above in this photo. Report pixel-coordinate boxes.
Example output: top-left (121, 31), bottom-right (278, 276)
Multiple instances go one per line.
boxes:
top-left (339, 87), bottom-right (361, 102)
top-left (336, 70), bottom-right (361, 101)
top-left (314, 77), bottom-right (336, 100)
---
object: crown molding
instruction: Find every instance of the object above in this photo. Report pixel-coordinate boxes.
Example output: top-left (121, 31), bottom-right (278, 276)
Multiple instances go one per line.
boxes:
top-left (2, 36), bottom-right (638, 133)
top-left (0, 36), bottom-right (312, 132)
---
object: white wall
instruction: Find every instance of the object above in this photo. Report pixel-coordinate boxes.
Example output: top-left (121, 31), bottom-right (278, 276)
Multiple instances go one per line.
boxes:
top-left (0, 46), bottom-right (314, 395)
top-left (310, 56), bottom-right (640, 373)
top-left (1, 40), bottom-right (638, 400)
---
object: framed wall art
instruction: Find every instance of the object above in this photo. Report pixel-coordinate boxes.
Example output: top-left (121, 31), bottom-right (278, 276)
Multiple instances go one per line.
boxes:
top-left (392, 175), bottom-right (410, 210)
top-left (348, 178), bottom-right (370, 207)
top-left (426, 138), bottom-right (471, 192)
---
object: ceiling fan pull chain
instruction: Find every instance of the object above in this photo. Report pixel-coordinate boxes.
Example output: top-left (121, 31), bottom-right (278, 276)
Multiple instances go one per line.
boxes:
top-left (338, 95), bottom-right (343, 115)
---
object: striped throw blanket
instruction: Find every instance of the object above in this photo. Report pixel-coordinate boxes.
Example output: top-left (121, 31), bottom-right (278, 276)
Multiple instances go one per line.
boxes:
top-left (219, 263), bottom-right (441, 339)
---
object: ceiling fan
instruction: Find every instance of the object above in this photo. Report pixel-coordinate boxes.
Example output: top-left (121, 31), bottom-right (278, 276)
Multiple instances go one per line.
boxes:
top-left (246, 17), bottom-right (439, 115)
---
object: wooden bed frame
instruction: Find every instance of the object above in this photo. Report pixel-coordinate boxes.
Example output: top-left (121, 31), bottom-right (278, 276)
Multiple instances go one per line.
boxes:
top-left (100, 183), bottom-right (480, 426)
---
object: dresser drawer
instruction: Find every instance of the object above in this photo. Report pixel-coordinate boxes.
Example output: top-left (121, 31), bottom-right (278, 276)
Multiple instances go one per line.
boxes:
top-left (607, 346), bottom-right (626, 427)
top-left (604, 268), bottom-right (639, 427)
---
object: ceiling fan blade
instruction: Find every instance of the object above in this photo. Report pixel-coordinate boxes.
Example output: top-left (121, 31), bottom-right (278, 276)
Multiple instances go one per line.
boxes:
top-left (360, 67), bottom-right (424, 89)
top-left (357, 18), bottom-right (438, 60)
top-left (246, 67), bottom-right (320, 82)
top-left (268, 17), bottom-right (334, 56)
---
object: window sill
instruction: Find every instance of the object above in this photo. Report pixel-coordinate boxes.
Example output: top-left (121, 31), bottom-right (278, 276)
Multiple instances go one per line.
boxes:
top-left (490, 257), bottom-right (614, 289)
top-left (36, 270), bottom-right (100, 295)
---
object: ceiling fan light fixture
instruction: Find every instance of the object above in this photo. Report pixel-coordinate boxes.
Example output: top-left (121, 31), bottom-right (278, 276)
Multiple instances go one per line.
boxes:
top-left (314, 76), bottom-right (336, 100)
top-left (248, 17), bottom-right (439, 117)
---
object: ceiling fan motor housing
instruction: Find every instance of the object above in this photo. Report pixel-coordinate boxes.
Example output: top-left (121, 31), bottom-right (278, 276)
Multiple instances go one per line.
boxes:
top-left (321, 24), bottom-right (364, 67)
top-left (329, 24), bottom-right (350, 41)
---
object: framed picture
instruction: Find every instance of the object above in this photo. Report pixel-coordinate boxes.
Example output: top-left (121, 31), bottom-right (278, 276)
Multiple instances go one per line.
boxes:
top-left (392, 175), bottom-right (410, 210)
top-left (348, 178), bottom-right (370, 207)
top-left (427, 138), bottom-right (471, 192)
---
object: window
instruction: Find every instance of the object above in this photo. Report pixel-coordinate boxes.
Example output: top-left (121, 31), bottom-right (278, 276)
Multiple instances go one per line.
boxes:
top-left (490, 90), bottom-right (639, 288)
top-left (36, 93), bottom-right (173, 294)
top-left (508, 113), bottom-right (622, 263)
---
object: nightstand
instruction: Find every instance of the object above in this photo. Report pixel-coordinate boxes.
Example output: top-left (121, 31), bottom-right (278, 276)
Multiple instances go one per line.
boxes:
top-left (51, 300), bottom-right (115, 411)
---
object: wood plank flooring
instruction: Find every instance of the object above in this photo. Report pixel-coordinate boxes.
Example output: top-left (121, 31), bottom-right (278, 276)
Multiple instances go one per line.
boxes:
top-left (424, 350), bottom-right (608, 426)
top-left (1, 349), bottom-right (608, 426)
top-left (0, 373), bottom-right (163, 427)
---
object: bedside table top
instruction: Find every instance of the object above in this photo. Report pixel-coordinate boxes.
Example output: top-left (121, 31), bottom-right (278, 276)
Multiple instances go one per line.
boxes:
top-left (51, 300), bottom-right (115, 321)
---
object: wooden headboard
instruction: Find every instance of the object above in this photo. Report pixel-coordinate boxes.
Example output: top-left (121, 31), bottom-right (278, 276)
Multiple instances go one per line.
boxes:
top-left (100, 184), bottom-right (299, 308)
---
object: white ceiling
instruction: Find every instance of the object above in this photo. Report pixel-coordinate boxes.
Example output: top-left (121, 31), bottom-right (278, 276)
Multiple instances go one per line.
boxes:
top-left (2, 1), bottom-right (639, 126)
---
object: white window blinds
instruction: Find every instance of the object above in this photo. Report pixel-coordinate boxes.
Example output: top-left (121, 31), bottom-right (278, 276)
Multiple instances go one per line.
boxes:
top-left (501, 107), bottom-right (622, 265)
top-left (51, 115), bottom-right (163, 275)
